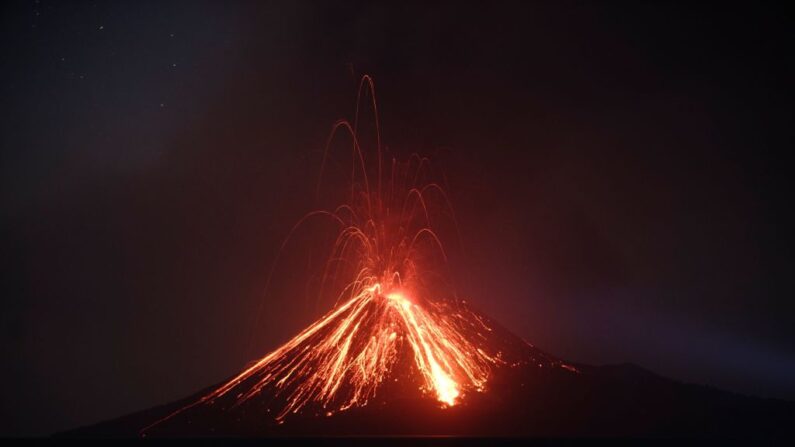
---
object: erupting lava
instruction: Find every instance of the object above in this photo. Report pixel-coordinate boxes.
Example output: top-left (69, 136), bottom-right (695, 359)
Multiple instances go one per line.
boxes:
top-left (143, 76), bottom-right (517, 434)
top-left (204, 281), bottom-right (499, 419)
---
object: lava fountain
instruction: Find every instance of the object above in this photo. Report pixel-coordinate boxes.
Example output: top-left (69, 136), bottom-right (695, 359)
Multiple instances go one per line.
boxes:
top-left (142, 76), bottom-right (524, 434)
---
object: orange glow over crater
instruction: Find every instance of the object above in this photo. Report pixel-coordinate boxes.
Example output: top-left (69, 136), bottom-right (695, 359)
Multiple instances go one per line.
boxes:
top-left (142, 76), bottom-right (508, 434)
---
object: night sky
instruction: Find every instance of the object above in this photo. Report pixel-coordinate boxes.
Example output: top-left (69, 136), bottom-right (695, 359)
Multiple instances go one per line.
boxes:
top-left (2, 0), bottom-right (793, 436)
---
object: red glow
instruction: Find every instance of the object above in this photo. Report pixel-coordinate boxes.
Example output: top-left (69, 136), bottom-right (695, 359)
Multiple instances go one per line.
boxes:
top-left (142, 76), bottom-right (516, 434)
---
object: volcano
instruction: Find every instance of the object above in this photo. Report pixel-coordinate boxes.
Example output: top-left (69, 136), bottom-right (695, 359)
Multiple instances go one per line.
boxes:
top-left (63, 305), bottom-right (795, 438)
top-left (61, 77), bottom-right (795, 438)
top-left (134, 286), bottom-right (568, 435)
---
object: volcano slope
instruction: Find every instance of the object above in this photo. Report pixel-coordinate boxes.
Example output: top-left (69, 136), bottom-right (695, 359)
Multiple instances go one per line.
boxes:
top-left (62, 300), bottom-right (795, 438)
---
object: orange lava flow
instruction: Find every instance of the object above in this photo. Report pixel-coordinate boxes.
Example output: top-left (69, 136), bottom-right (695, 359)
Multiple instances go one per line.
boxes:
top-left (205, 282), bottom-right (498, 419)
top-left (143, 76), bottom-right (503, 433)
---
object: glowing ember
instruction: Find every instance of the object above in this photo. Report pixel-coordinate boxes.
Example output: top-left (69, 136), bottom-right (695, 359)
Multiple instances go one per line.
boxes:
top-left (143, 76), bottom-right (508, 433)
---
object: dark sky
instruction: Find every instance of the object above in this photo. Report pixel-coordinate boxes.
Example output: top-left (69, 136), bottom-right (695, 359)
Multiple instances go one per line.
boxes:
top-left (2, 0), bottom-right (793, 436)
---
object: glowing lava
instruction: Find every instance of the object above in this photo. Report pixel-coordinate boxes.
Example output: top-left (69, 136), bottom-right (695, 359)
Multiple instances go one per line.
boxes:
top-left (199, 282), bottom-right (498, 420)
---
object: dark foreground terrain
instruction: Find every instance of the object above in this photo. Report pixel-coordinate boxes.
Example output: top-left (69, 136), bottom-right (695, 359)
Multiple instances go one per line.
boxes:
top-left (62, 359), bottom-right (795, 438)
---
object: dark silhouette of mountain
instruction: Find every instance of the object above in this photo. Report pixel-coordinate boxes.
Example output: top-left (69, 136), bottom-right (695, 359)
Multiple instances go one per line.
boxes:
top-left (60, 354), bottom-right (795, 438)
